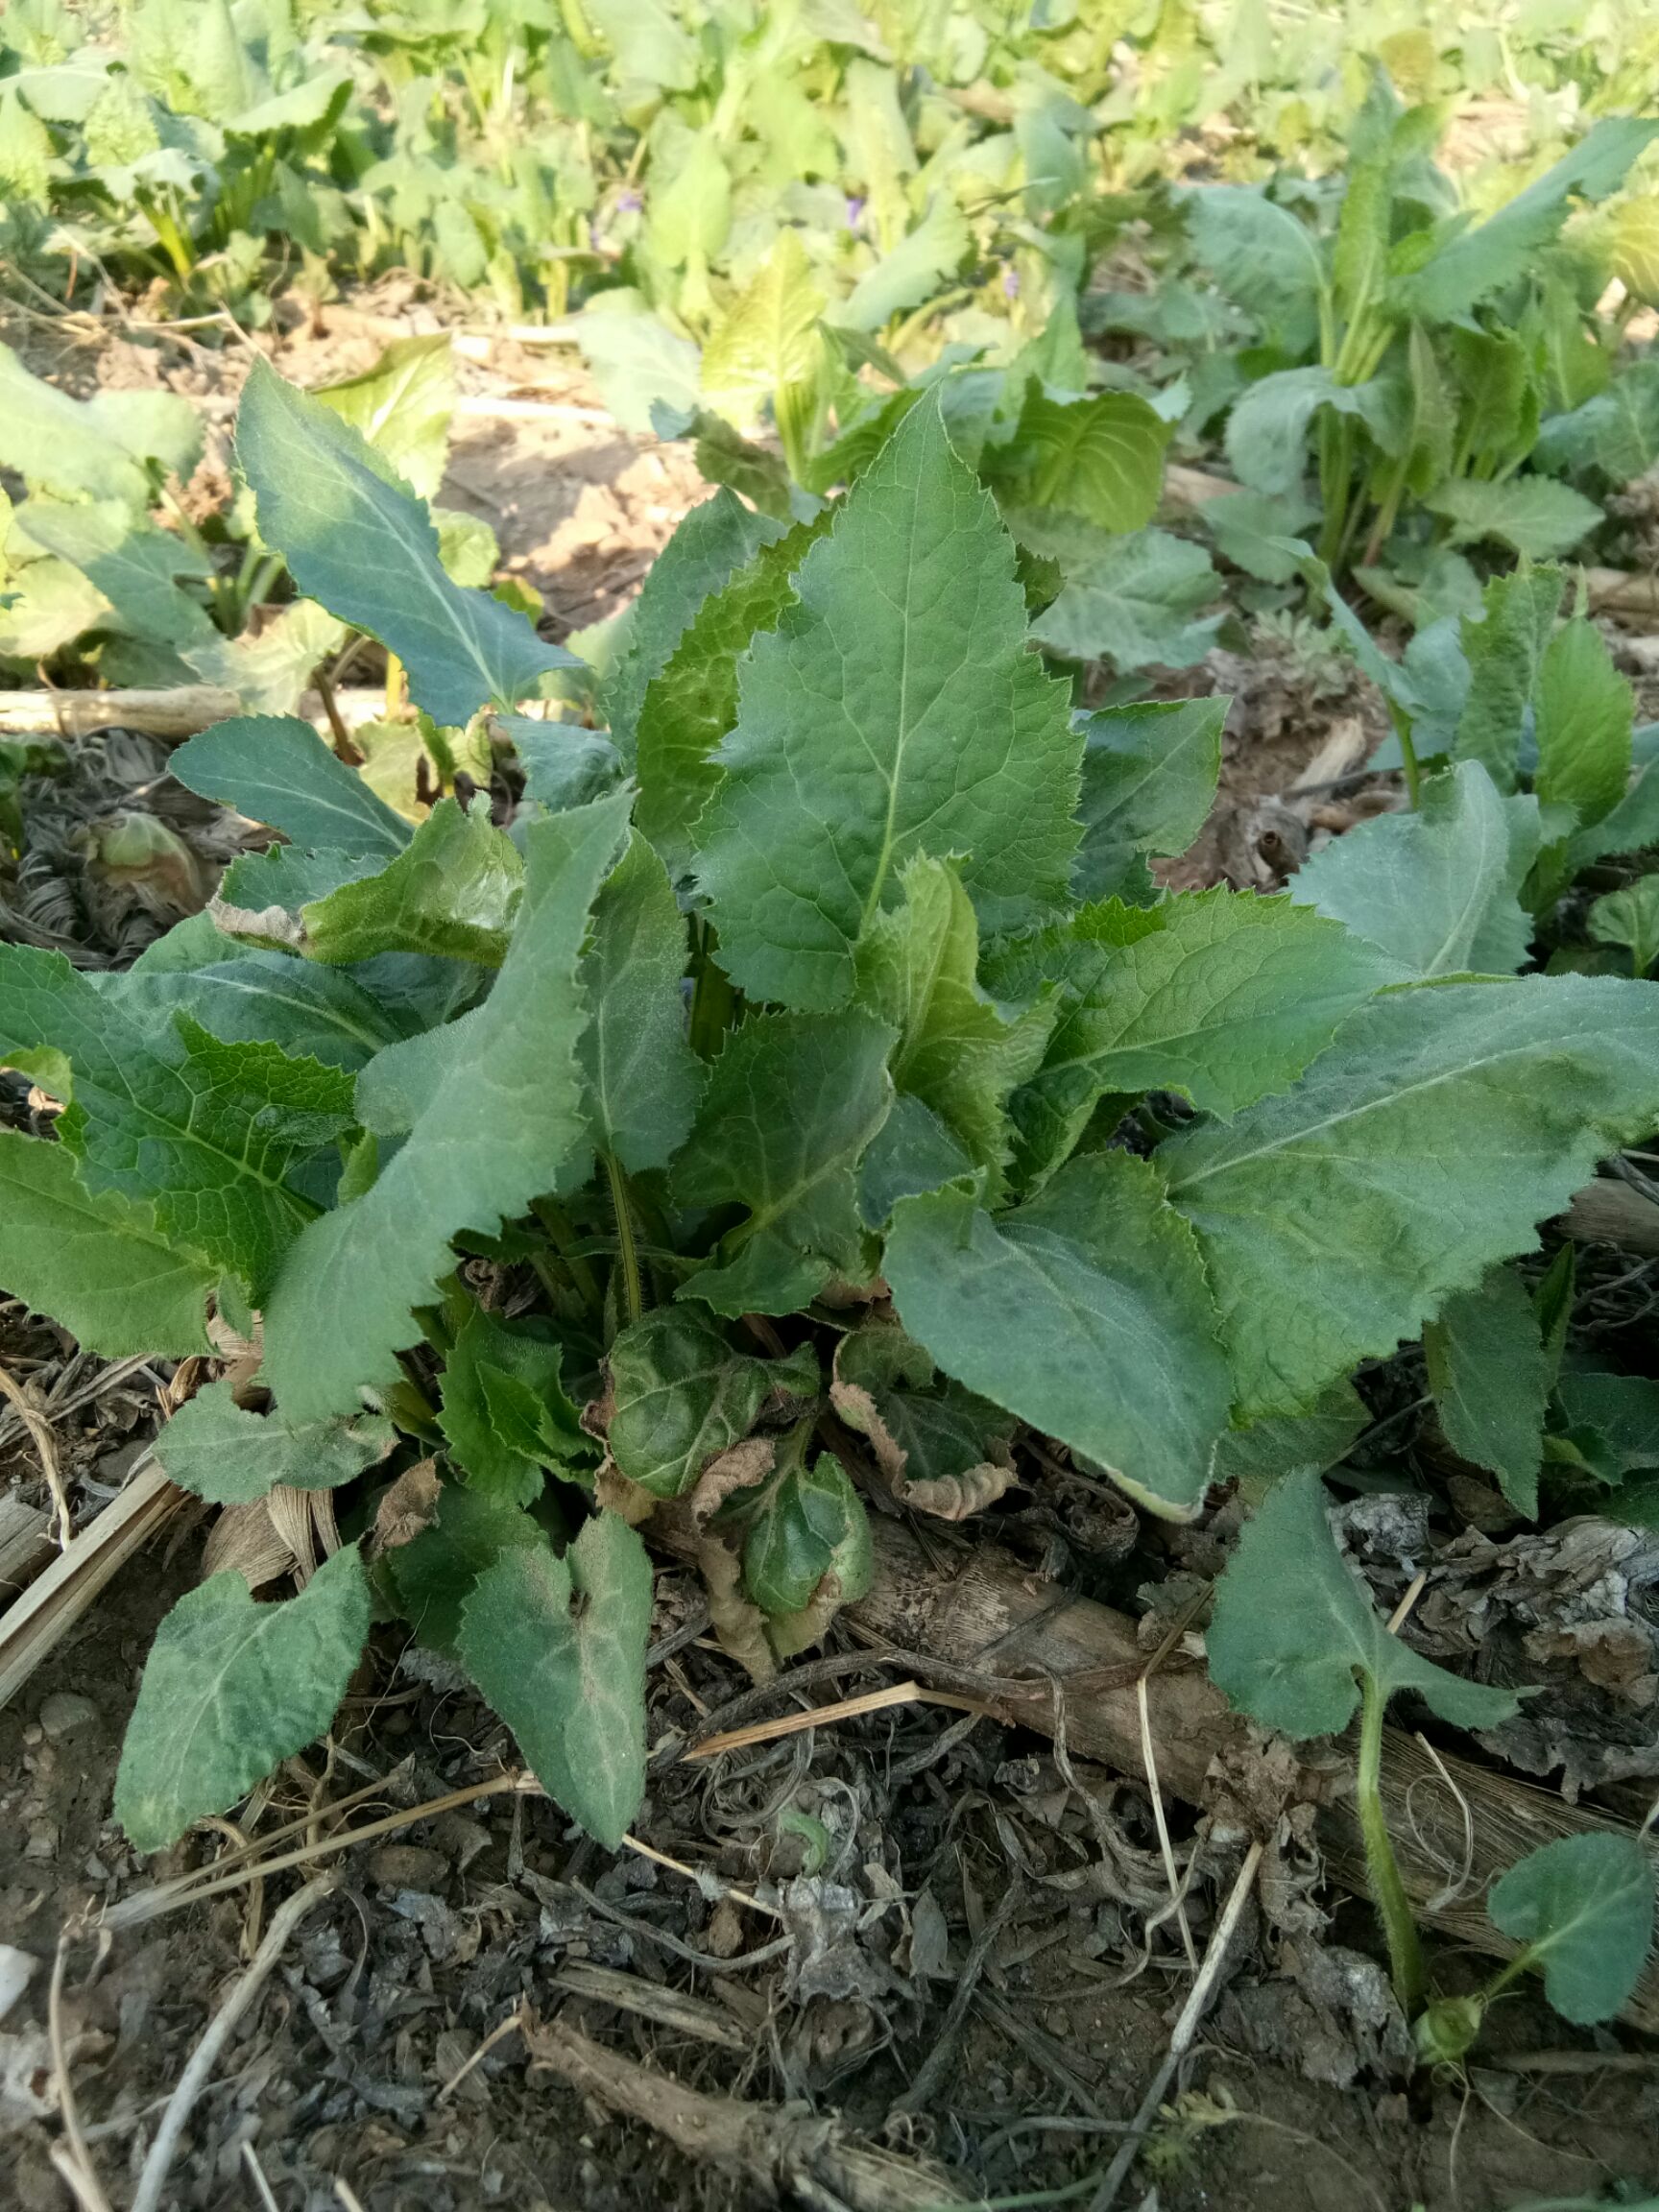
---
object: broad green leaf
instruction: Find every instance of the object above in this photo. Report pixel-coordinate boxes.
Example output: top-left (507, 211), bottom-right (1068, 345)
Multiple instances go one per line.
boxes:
top-left (991, 891), bottom-right (1390, 1185)
top-left (114, 1545), bottom-right (371, 1852)
top-left (0, 1128), bottom-right (212, 1357)
top-left (744, 1454), bottom-right (872, 1615)
top-left (440, 1305), bottom-right (584, 1505)
top-left (1290, 762), bottom-right (1542, 977)
top-left (457, 1514), bottom-right (652, 1849)
top-left (1207, 1470), bottom-right (1520, 1737)
top-left (0, 343), bottom-right (201, 508)
top-left (106, 950), bottom-right (421, 1073)
top-left (856, 1094), bottom-right (976, 1229)
top-left (1534, 619), bottom-right (1633, 832)
top-left (1024, 522), bottom-right (1225, 674)
top-left (853, 856), bottom-right (1054, 1203)
top-left (836, 193), bottom-right (971, 333)
top-left (599, 490), bottom-right (782, 765)
top-left (0, 949), bottom-right (355, 1299)
top-left (635, 517), bottom-right (818, 881)
top-left (155, 1379), bottom-right (395, 1505)
top-left (701, 229), bottom-right (826, 426)
top-left (1536, 360), bottom-right (1659, 482)
top-left (263, 791), bottom-right (631, 1422)
top-left (18, 500), bottom-right (216, 649)
top-left (1447, 325), bottom-right (1535, 476)
top-left (1226, 368), bottom-right (1387, 497)
top-left (606, 1307), bottom-right (818, 1500)
top-left (1552, 1369), bottom-right (1659, 1486)
top-left (1426, 478), bottom-right (1600, 561)
top-left (1563, 759), bottom-right (1659, 876)
top-left (1186, 186), bottom-right (1325, 353)
top-left (1202, 489), bottom-right (1320, 585)
top-left (996, 388), bottom-right (1170, 535)
top-left (311, 333), bottom-right (455, 503)
top-left (1164, 975), bottom-right (1659, 1420)
top-left (672, 1011), bottom-right (894, 1314)
top-left (577, 832), bottom-right (701, 1175)
top-left (1453, 566), bottom-right (1563, 794)
top-left (574, 302), bottom-right (702, 435)
top-left (185, 599), bottom-right (349, 719)
top-left (301, 799), bottom-right (522, 968)
top-left (0, 555), bottom-right (108, 661)
top-left (236, 360), bottom-right (575, 730)
top-left (502, 716), bottom-right (620, 817)
top-left (1071, 699), bottom-right (1226, 901)
top-left (386, 1479), bottom-right (545, 1654)
top-left (1590, 879), bottom-right (1659, 977)
top-left (172, 716), bottom-right (410, 861)
top-left (695, 397), bottom-right (1080, 1008)
top-left (884, 1149), bottom-right (1232, 1517)
top-left (1392, 118), bottom-right (1659, 324)
top-left (1487, 1834), bottom-right (1655, 2026)
top-left (1425, 1263), bottom-right (1548, 1514)
top-left (586, 0), bottom-right (698, 89)
top-left (1211, 1379), bottom-right (1369, 1486)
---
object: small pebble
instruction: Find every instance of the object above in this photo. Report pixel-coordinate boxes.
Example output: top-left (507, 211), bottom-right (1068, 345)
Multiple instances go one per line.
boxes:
top-left (23, 1824), bottom-right (59, 1863)
top-left (0, 1944), bottom-right (37, 2022)
top-left (367, 1843), bottom-right (447, 1891)
top-left (37, 1692), bottom-right (97, 1741)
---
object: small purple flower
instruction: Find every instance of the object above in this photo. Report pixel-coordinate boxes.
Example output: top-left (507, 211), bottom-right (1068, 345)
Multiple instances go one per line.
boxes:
top-left (845, 195), bottom-right (865, 230)
top-left (616, 188), bottom-right (643, 215)
top-left (1001, 266), bottom-right (1020, 301)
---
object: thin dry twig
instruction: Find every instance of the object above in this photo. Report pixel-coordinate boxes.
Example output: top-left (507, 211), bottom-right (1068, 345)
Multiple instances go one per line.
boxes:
top-left (891, 1881), bottom-right (1022, 2116)
top-left (437, 2004), bottom-right (530, 2104)
top-left (241, 2143), bottom-right (281, 2212)
top-left (1138, 1673), bottom-right (1198, 1973)
top-left (685, 1678), bottom-right (987, 1760)
top-left (0, 1359), bottom-right (72, 1549)
top-left (131, 1872), bottom-right (339, 2212)
top-left (48, 1934), bottom-right (114, 2212)
top-left (1086, 1839), bottom-right (1265, 2212)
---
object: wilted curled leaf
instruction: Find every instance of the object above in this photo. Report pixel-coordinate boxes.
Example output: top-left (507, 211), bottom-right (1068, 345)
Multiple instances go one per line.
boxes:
top-left (203, 1486), bottom-right (341, 1591)
top-left (593, 1458), bottom-right (659, 1527)
top-left (697, 1533), bottom-right (776, 1684)
top-left (769, 1572), bottom-right (850, 1661)
top-left (830, 1322), bottom-right (1017, 1521)
top-left (369, 1456), bottom-right (443, 1557)
top-left (686, 1435), bottom-right (775, 1524)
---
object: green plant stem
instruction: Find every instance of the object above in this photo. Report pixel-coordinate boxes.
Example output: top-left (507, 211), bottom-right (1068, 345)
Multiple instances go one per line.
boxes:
top-left (605, 1151), bottom-right (643, 1329)
top-left (533, 1197), bottom-right (603, 1310)
top-left (1389, 703), bottom-right (1422, 809)
top-left (1358, 1671), bottom-right (1427, 2012)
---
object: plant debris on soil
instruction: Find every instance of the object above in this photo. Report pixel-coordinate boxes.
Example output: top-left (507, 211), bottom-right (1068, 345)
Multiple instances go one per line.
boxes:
top-left (3, 296), bottom-right (1659, 2212)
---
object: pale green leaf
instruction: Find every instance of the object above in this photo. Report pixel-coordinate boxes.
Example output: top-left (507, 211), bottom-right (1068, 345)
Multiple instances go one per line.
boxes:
top-left (697, 399), bottom-right (1079, 1006)
top-left (172, 715), bottom-right (411, 861)
top-left (155, 1379), bottom-right (395, 1505)
top-left (18, 499), bottom-right (216, 649)
top-left (107, 950), bottom-right (419, 1073)
top-left (311, 333), bottom-right (455, 503)
top-left (1211, 1380), bottom-right (1369, 1486)
top-left (998, 388), bottom-right (1170, 535)
top-left (744, 1455), bottom-right (872, 1615)
top-left (856, 1094), bottom-right (975, 1229)
top-left (1207, 1469), bottom-right (1519, 1737)
top-left (1453, 566), bottom-right (1564, 794)
top-left (1427, 478), bottom-right (1601, 561)
top-left (1536, 360), bottom-right (1659, 482)
top-left (262, 791), bottom-right (632, 1422)
top-left (1226, 368), bottom-right (1386, 497)
top-left (1425, 1263), bottom-right (1548, 1514)
top-left (457, 1514), bottom-right (652, 1849)
top-left (884, 1148), bottom-right (1232, 1517)
top-left (115, 1545), bottom-right (371, 1852)
top-left (1024, 522), bottom-right (1225, 674)
top-left (1534, 618), bottom-right (1634, 832)
top-left (835, 194), bottom-right (971, 333)
top-left (1186, 186), bottom-right (1325, 352)
top-left (301, 798), bottom-right (522, 968)
top-left (1487, 1834), bottom-right (1655, 2026)
top-left (854, 856), bottom-right (1054, 1203)
top-left (0, 1128), bottom-right (212, 1358)
top-left (701, 229), bottom-right (826, 425)
top-left (0, 343), bottom-right (201, 509)
top-left (1164, 975), bottom-right (1659, 1420)
top-left (1290, 761), bottom-right (1542, 977)
top-left (236, 360), bottom-right (575, 729)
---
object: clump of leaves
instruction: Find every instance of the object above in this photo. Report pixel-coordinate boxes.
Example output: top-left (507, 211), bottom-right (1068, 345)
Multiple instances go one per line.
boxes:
top-left (5, 369), bottom-right (1659, 1965)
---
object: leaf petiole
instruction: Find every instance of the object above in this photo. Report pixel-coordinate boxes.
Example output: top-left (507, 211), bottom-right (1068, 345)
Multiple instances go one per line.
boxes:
top-left (1358, 1668), bottom-right (1427, 2012)
top-left (606, 1151), bottom-right (644, 1331)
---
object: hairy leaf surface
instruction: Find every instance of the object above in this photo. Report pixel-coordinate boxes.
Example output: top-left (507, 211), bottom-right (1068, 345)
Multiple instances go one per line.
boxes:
top-left (1487, 1835), bottom-right (1655, 2025)
top-left (155, 1380), bottom-right (396, 1504)
top-left (1425, 1263), bottom-right (1548, 1514)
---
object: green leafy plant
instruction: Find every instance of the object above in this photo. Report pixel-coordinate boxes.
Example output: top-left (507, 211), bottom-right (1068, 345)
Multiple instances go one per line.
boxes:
top-left (4, 369), bottom-right (1659, 1937)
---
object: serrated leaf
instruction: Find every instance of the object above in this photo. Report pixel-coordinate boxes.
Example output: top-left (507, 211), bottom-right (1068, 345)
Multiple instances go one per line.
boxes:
top-left (171, 715), bottom-right (410, 861)
top-left (1552, 1369), bottom-right (1659, 1486)
top-left (743, 1454), bottom-right (872, 1615)
top-left (19, 499), bottom-right (216, 649)
top-left (1290, 761), bottom-right (1542, 977)
top-left (856, 1094), bottom-right (975, 1229)
top-left (457, 1514), bottom-right (652, 1849)
top-left (311, 333), bottom-right (455, 503)
top-left (1208, 1470), bottom-right (1519, 1737)
top-left (996, 387), bottom-right (1170, 535)
top-left (884, 1148), bottom-right (1231, 1517)
top-left (301, 798), bottom-right (522, 968)
top-left (635, 517), bottom-right (816, 881)
top-left (0, 949), bottom-right (355, 1298)
top-left (606, 1307), bottom-right (818, 1500)
top-left (263, 790), bottom-right (632, 1422)
top-left (1071, 699), bottom-right (1226, 901)
top-left (105, 949), bottom-right (421, 1074)
top-left (0, 1128), bottom-right (212, 1357)
top-left (1024, 523), bottom-right (1225, 674)
top-left (694, 397), bottom-right (1080, 1008)
top-left (1391, 118), bottom-right (1659, 324)
top-left (1487, 1834), bottom-right (1655, 2026)
top-left (1453, 566), bottom-right (1563, 794)
top-left (1164, 975), bottom-right (1659, 1421)
top-left (440, 1305), bottom-right (585, 1505)
top-left (599, 490), bottom-right (783, 765)
top-left (1536, 360), bottom-right (1659, 483)
top-left (185, 599), bottom-right (349, 719)
top-left (853, 856), bottom-right (1055, 1204)
top-left (1589, 878), bottom-right (1659, 977)
top-left (155, 1379), bottom-right (396, 1505)
top-left (1535, 618), bottom-right (1633, 832)
top-left (990, 892), bottom-right (1391, 1186)
top-left (1425, 1263), bottom-right (1548, 1514)
top-left (701, 229), bottom-right (826, 426)
top-left (236, 360), bottom-right (575, 729)
top-left (114, 1545), bottom-right (371, 1852)
top-left (1427, 478), bottom-right (1600, 561)
top-left (577, 832), bottom-right (701, 1175)
top-left (836, 193), bottom-right (971, 333)
top-left (672, 1010), bottom-right (894, 1314)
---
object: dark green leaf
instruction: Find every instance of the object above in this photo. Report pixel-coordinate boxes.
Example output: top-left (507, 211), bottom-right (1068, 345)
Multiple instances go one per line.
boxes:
top-left (172, 715), bottom-right (410, 861)
top-left (1425, 1264), bottom-right (1549, 1513)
